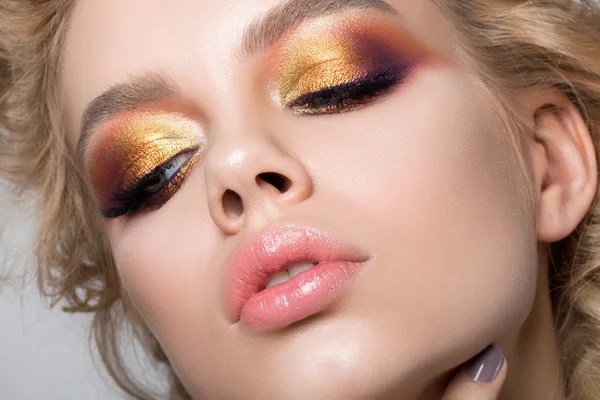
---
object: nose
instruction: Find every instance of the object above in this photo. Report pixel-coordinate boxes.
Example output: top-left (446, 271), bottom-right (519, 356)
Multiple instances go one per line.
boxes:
top-left (204, 131), bottom-right (313, 235)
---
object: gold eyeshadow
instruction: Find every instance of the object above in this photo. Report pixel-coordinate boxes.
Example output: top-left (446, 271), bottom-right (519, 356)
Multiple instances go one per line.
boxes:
top-left (82, 13), bottom-right (429, 217)
top-left (85, 107), bottom-right (206, 213)
top-left (265, 13), bottom-right (431, 112)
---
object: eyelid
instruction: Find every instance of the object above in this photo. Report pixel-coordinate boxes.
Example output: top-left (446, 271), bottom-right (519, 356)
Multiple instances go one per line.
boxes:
top-left (120, 136), bottom-right (200, 183)
top-left (100, 146), bottom-right (202, 219)
top-left (85, 109), bottom-right (206, 212)
top-left (286, 67), bottom-right (408, 115)
top-left (279, 57), bottom-right (365, 104)
top-left (263, 14), bottom-right (428, 111)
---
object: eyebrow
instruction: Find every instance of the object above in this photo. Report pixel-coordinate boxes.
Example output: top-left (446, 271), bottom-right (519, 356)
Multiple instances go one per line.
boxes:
top-left (240, 0), bottom-right (399, 59)
top-left (77, 0), bottom-right (399, 161)
top-left (77, 72), bottom-right (178, 161)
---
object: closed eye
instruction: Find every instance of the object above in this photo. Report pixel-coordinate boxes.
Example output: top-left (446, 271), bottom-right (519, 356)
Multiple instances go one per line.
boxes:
top-left (285, 67), bottom-right (411, 115)
top-left (101, 148), bottom-right (199, 219)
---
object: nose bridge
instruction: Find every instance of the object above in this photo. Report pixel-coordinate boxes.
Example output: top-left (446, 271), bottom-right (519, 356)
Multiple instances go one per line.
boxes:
top-left (204, 116), bottom-right (313, 235)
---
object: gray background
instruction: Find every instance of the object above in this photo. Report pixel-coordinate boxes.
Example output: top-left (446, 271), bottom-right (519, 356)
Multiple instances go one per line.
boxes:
top-left (0, 181), bottom-right (128, 399)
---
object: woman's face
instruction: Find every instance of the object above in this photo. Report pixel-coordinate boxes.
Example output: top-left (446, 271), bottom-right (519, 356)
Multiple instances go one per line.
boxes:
top-left (63, 0), bottom-right (539, 398)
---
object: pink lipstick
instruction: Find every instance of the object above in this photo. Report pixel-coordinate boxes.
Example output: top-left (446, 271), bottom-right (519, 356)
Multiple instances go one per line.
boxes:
top-left (224, 224), bottom-right (369, 332)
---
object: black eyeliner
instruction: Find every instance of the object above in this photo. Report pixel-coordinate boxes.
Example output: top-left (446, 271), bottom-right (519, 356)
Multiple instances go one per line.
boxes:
top-left (286, 66), bottom-right (411, 114)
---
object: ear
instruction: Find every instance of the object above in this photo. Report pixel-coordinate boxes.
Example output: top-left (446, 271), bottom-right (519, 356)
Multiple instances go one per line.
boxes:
top-left (523, 87), bottom-right (598, 243)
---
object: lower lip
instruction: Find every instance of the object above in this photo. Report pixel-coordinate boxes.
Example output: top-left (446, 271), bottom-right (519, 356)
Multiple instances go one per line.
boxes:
top-left (240, 260), bottom-right (365, 331)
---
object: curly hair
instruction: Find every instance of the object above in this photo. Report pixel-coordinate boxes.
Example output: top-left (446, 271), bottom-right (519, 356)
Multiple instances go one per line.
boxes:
top-left (2, 1), bottom-right (600, 399)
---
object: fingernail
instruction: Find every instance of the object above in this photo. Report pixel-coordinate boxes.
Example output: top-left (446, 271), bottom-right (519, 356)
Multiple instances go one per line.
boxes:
top-left (467, 345), bottom-right (505, 383)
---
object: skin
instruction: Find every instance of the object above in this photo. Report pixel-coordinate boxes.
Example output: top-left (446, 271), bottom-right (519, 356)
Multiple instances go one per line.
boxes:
top-left (61, 0), bottom-right (597, 399)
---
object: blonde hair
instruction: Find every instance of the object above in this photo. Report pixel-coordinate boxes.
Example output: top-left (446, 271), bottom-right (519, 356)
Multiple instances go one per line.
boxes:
top-left (1, 1), bottom-right (600, 399)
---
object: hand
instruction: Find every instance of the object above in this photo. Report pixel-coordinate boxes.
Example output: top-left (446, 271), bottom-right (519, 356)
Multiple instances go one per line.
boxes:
top-left (441, 345), bottom-right (507, 400)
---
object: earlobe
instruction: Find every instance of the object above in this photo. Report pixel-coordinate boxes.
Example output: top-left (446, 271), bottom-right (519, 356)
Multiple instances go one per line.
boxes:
top-left (527, 90), bottom-right (598, 243)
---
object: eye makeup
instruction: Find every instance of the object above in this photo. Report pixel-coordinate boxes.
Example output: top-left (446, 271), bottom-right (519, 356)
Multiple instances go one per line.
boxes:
top-left (85, 107), bottom-right (206, 218)
top-left (265, 13), bottom-right (431, 114)
top-left (83, 13), bottom-right (427, 218)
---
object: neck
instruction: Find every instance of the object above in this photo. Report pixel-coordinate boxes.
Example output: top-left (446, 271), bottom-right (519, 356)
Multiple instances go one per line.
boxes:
top-left (500, 249), bottom-right (566, 400)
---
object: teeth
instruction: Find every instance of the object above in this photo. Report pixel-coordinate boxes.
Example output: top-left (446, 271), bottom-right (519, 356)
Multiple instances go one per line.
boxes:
top-left (287, 262), bottom-right (315, 278)
top-left (265, 270), bottom-right (290, 289)
top-left (264, 262), bottom-right (317, 289)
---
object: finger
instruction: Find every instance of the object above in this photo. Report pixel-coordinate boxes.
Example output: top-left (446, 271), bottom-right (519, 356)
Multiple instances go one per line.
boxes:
top-left (441, 345), bottom-right (507, 400)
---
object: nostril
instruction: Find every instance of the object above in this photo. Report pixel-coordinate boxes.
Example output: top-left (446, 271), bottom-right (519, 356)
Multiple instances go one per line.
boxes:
top-left (223, 190), bottom-right (243, 218)
top-left (256, 172), bottom-right (292, 193)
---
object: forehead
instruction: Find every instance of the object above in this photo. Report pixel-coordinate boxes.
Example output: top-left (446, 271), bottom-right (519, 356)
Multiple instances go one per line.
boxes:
top-left (61, 0), bottom-right (456, 142)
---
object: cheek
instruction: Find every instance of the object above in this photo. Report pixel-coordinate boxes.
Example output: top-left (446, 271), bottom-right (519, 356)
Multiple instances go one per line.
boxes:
top-left (383, 71), bottom-right (537, 363)
top-left (106, 174), bottom-right (219, 348)
top-left (301, 68), bottom-right (538, 372)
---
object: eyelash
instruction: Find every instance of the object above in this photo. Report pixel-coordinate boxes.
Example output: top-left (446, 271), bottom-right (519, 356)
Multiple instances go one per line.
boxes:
top-left (102, 67), bottom-right (409, 219)
top-left (285, 67), bottom-right (410, 115)
top-left (101, 149), bottom-right (199, 219)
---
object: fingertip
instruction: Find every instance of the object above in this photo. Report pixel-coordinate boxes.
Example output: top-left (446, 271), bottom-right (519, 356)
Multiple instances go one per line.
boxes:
top-left (467, 345), bottom-right (506, 383)
top-left (441, 345), bottom-right (507, 400)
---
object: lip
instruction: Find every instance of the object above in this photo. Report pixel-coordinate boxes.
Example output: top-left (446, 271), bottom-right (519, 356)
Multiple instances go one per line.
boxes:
top-left (224, 224), bottom-right (369, 332)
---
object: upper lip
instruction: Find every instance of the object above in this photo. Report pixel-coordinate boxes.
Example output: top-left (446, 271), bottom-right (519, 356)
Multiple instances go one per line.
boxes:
top-left (223, 223), bottom-right (368, 323)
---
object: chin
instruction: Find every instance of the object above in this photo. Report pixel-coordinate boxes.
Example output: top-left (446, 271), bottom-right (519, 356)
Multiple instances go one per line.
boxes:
top-left (248, 318), bottom-right (453, 400)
